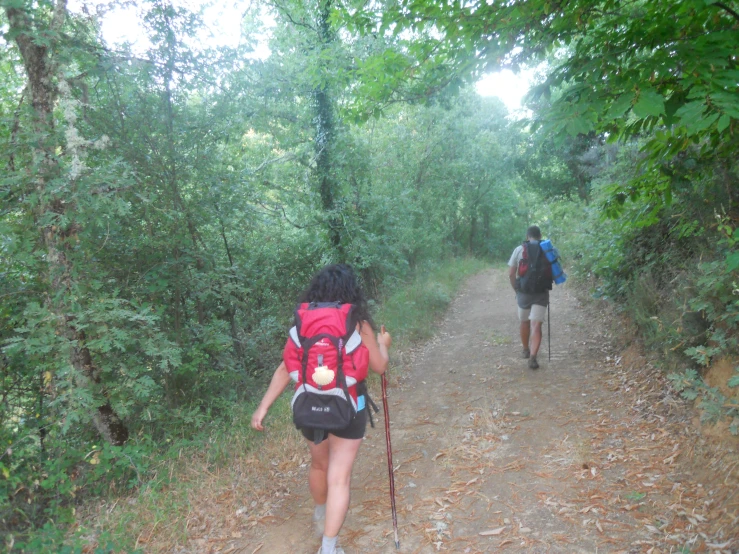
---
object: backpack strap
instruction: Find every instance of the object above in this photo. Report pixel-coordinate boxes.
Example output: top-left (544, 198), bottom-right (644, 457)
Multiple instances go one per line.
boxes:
top-left (313, 429), bottom-right (325, 445)
top-left (345, 329), bottom-right (362, 353)
top-left (528, 241), bottom-right (541, 266)
top-left (334, 337), bottom-right (351, 412)
top-left (356, 380), bottom-right (379, 428)
top-left (307, 301), bottom-right (342, 310)
top-left (339, 304), bottom-right (362, 353)
top-left (518, 241), bottom-right (529, 271)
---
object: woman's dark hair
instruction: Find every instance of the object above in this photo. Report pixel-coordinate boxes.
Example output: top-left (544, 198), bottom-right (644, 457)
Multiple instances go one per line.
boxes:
top-left (298, 264), bottom-right (375, 329)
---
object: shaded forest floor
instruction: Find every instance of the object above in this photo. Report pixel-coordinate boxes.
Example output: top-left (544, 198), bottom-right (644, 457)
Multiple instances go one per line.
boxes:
top-left (170, 268), bottom-right (739, 553)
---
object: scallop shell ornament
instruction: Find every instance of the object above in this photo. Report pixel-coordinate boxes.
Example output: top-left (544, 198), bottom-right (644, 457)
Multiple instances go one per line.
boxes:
top-left (313, 365), bottom-right (335, 386)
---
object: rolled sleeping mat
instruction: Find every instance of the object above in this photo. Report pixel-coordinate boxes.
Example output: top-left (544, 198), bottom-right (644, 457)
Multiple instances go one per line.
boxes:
top-left (540, 239), bottom-right (567, 285)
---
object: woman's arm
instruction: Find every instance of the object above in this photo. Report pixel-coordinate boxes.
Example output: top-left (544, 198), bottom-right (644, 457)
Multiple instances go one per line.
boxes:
top-left (359, 322), bottom-right (391, 375)
top-left (251, 362), bottom-right (291, 431)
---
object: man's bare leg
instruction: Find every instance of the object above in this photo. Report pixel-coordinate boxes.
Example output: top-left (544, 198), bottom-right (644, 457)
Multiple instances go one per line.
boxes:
top-left (520, 321), bottom-right (531, 357)
top-left (530, 320), bottom-right (542, 358)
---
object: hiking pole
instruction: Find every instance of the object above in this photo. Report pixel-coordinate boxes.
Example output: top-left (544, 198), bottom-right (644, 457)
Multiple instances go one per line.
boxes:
top-left (548, 304), bottom-right (551, 362)
top-left (380, 326), bottom-right (400, 550)
top-left (382, 371), bottom-right (400, 549)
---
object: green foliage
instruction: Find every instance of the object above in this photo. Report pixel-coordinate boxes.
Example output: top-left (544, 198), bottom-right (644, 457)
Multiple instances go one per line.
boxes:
top-left (376, 258), bottom-right (488, 347)
top-left (356, 92), bottom-right (527, 264)
top-left (349, 0), bottom-right (738, 219)
top-left (10, 523), bottom-right (135, 554)
top-left (515, 130), bottom-right (598, 201)
top-left (537, 138), bottom-right (738, 431)
top-left (685, 218), bottom-right (739, 368)
top-left (623, 491), bottom-right (646, 502)
top-left (523, 1), bottom-right (739, 212)
top-left (1, 0), bottom-right (524, 546)
top-left (668, 369), bottom-right (739, 435)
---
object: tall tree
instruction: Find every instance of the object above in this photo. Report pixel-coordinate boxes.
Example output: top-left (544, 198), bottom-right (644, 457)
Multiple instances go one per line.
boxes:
top-left (5, 0), bottom-right (129, 445)
top-left (262, 0), bottom-right (355, 252)
top-left (313, 0), bottom-right (342, 249)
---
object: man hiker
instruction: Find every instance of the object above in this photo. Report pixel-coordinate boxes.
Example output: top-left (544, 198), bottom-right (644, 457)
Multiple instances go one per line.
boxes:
top-left (508, 225), bottom-right (553, 369)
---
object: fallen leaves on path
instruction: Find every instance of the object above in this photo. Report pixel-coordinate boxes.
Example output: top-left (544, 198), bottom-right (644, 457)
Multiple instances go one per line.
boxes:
top-left (535, 346), bottom-right (739, 553)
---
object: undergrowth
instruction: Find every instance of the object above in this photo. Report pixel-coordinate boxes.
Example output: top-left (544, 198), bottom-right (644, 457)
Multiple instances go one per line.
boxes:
top-left (538, 166), bottom-right (739, 435)
top-left (7, 257), bottom-right (487, 553)
top-left (374, 257), bottom-right (488, 349)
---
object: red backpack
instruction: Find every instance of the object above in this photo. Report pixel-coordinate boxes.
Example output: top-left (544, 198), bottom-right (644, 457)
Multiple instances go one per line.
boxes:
top-left (283, 302), bottom-right (373, 441)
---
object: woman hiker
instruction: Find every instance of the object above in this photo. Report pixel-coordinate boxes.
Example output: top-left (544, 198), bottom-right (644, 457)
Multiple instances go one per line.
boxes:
top-left (251, 264), bottom-right (392, 554)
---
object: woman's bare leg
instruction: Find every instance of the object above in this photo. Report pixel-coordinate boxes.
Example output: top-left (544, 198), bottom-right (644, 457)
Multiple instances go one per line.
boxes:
top-left (307, 438), bottom-right (330, 505)
top-left (323, 434), bottom-right (363, 537)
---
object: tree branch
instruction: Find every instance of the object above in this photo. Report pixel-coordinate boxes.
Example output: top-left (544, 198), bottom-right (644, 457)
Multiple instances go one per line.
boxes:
top-left (713, 2), bottom-right (739, 22)
top-left (256, 201), bottom-right (319, 229)
top-left (51, 0), bottom-right (68, 31)
top-left (7, 88), bottom-right (26, 172)
top-left (271, 0), bottom-right (317, 33)
top-left (245, 152), bottom-right (296, 174)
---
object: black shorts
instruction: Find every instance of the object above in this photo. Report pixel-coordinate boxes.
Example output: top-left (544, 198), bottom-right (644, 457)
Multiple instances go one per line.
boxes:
top-left (300, 407), bottom-right (368, 442)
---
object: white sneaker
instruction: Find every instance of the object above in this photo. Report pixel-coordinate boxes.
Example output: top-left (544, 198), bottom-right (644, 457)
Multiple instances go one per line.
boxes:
top-left (316, 548), bottom-right (345, 554)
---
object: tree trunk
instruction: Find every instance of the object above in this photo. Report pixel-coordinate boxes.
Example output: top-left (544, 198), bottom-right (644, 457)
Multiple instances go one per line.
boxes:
top-left (482, 209), bottom-right (491, 253)
top-left (314, 0), bottom-right (342, 251)
top-left (218, 214), bottom-right (246, 366)
top-left (6, 0), bottom-right (129, 445)
top-left (469, 210), bottom-right (477, 254)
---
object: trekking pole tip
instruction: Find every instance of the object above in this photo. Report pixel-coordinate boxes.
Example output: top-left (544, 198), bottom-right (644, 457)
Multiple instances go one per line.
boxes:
top-left (395, 540), bottom-right (400, 550)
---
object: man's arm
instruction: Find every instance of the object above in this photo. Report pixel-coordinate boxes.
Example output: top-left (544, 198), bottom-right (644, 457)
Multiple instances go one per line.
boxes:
top-left (508, 264), bottom-right (518, 291)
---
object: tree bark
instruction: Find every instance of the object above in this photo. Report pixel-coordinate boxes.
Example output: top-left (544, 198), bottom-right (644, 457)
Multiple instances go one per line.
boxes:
top-left (313, 0), bottom-right (342, 251)
top-left (6, 0), bottom-right (129, 445)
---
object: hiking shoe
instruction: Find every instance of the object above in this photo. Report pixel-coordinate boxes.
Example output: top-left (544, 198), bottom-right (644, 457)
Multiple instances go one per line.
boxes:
top-left (522, 348), bottom-right (530, 359)
top-left (528, 356), bottom-right (539, 370)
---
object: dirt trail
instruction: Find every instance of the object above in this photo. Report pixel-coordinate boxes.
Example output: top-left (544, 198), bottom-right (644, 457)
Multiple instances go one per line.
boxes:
top-left (234, 268), bottom-right (739, 554)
